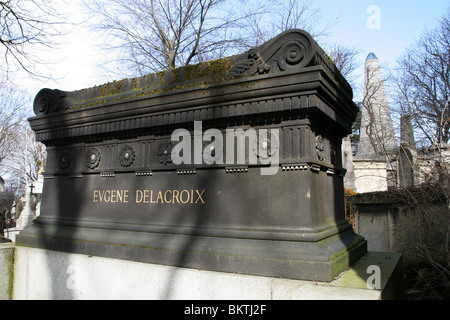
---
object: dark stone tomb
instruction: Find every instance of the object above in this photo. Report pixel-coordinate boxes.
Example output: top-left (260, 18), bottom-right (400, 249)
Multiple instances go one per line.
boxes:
top-left (17, 29), bottom-right (367, 282)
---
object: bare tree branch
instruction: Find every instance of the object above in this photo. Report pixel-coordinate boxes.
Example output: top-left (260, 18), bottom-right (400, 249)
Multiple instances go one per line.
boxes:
top-left (394, 9), bottom-right (450, 145)
top-left (85, 0), bottom-right (250, 76)
top-left (0, 0), bottom-right (67, 81)
top-left (327, 44), bottom-right (360, 85)
top-left (0, 84), bottom-right (46, 195)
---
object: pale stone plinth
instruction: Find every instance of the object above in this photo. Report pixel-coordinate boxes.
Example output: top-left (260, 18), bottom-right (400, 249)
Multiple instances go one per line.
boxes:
top-left (353, 159), bottom-right (388, 193)
top-left (0, 243), bottom-right (15, 300)
top-left (12, 247), bottom-right (402, 300)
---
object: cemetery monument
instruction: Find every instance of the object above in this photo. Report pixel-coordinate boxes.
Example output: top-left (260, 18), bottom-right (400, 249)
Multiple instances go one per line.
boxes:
top-left (17, 29), bottom-right (367, 283)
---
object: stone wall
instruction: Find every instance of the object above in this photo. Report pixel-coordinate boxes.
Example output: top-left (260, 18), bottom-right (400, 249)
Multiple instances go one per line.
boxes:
top-left (350, 190), bottom-right (449, 266)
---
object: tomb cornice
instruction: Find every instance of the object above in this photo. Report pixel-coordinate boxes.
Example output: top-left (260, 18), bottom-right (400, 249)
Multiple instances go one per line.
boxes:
top-left (29, 29), bottom-right (357, 144)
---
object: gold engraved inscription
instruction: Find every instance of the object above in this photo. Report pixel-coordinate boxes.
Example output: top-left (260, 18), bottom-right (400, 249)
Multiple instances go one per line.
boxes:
top-left (93, 190), bottom-right (129, 203)
top-left (93, 189), bottom-right (205, 204)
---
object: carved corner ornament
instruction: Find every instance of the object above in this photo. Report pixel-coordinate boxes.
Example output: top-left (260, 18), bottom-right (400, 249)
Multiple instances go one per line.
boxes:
top-left (33, 88), bottom-right (70, 115)
top-left (228, 49), bottom-right (271, 78)
top-left (315, 135), bottom-right (324, 161)
top-left (227, 29), bottom-right (318, 78)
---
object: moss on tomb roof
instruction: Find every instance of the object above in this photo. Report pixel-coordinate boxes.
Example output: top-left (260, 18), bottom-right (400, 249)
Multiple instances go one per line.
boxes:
top-left (66, 57), bottom-right (235, 110)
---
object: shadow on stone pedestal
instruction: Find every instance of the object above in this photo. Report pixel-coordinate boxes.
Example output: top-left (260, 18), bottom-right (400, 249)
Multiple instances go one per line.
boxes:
top-left (11, 247), bottom-right (402, 300)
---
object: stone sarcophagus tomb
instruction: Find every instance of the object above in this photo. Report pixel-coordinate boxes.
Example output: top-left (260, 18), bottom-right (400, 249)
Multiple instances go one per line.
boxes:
top-left (18, 29), bottom-right (366, 281)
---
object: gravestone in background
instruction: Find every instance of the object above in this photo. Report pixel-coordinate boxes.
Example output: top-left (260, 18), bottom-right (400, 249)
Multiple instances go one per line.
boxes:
top-left (17, 29), bottom-right (366, 282)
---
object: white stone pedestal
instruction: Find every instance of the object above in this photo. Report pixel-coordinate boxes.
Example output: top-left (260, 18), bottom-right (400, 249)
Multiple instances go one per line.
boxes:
top-left (11, 247), bottom-right (402, 300)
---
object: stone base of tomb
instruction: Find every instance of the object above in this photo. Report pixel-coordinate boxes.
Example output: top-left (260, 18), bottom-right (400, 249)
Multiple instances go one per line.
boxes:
top-left (10, 245), bottom-right (402, 300)
top-left (16, 221), bottom-right (367, 283)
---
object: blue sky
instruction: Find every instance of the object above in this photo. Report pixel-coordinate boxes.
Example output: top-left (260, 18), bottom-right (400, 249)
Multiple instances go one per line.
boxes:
top-left (18, 0), bottom-right (450, 100)
top-left (321, 0), bottom-right (449, 67)
top-left (313, 0), bottom-right (449, 99)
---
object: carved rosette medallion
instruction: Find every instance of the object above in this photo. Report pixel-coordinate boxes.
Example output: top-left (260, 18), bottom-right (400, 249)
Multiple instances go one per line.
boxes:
top-left (252, 134), bottom-right (279, 160)
top-left (156, 142), bottom-right (173, 165)
top-left (119, 145), bottom-right (136, 167)
top-left (86, 148), bottom-right (101, 169)
top-left (58, 152), bottom-right (71, 169)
